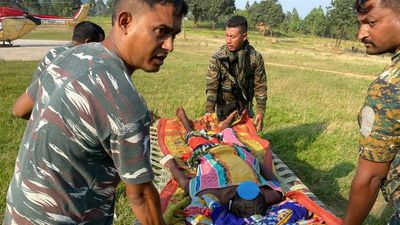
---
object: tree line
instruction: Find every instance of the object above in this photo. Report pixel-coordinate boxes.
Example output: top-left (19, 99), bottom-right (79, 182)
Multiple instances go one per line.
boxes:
top-left (190, 0), bottom-right (358, 46)
top-left (1, 0), bottom-right (358, 45)
top-left (1, 0), bottom-right (113, 17)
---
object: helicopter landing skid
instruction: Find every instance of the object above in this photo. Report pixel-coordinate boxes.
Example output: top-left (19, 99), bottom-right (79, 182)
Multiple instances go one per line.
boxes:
top-left (0, 41), bottom-right (18, 47)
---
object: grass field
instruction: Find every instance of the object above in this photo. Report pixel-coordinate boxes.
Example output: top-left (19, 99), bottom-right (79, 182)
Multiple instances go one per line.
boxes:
top-left (0, 22), bottom-right (395, 224)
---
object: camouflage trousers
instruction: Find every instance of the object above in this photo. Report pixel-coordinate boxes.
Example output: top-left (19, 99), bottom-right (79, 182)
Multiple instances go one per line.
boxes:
top-left (388, 211), bottom-right (400, 225)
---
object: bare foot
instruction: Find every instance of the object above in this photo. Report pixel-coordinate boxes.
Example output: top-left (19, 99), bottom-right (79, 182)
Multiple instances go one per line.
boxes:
top-left (176, 106), bottom-right (193, 133)
top-left (218, 110), bottom-right (237, 130)
top-left (175, 106), bottom-right (185, 119)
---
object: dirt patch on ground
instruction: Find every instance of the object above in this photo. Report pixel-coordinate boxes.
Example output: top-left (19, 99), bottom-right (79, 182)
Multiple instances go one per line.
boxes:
top-left (0, 39), bottom-right (67, 61)
top-left (266, 62), bottom-right (375, 80)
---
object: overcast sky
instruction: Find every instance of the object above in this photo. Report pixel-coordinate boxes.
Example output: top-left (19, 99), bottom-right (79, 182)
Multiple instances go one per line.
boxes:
top-left (235, 0), bottom-right (332, 18)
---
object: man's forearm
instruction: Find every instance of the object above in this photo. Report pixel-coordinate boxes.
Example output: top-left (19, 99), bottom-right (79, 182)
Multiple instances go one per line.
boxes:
top-left (126, 183), bottom-right (165, 225)
top-left (205, 92), bottom-right (217, 113)
top-left (164, 158), bottom-right (189, 193)
top-left (205, 58), bottom-right (220, 113)
top-left (12, 92), bottom-right (34, 120)
top-left (255, 97), bottom-right (266, 115)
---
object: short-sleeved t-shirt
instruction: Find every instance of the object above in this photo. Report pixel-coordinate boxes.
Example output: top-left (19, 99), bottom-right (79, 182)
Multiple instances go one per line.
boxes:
top-left (32, 42), bottom-right (75, 80)
top-left (4, 42), bottom-right (154, 225)
top-left (358, 51), bottom-right (400, 209)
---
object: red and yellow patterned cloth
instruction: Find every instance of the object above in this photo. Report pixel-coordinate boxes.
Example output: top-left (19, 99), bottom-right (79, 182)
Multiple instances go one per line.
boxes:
top-left (156, 113), bottom-right (342, 225)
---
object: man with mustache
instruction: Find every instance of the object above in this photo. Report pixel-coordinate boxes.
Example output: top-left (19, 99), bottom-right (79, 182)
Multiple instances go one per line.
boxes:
top-left (343, 0), bottom-right (400, 224)
top-left (205, 15), bottom-right (267, 132)
top-left (3, 0), bottom-right (187, 224)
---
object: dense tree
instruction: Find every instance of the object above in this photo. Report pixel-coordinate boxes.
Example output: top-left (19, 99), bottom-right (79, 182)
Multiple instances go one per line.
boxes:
top-left (22, 0), bottom-right (41, 14)
top-left (303, 6), bottom-right (328, 36)
top-left (235, 9), bottom-right (250, 22)
top-left (247, 0), bottom-right (284, 29)
top-left (280, 10), bottom-right (292, 32)
top-left (327, 0), bottom-right (357, 46)
top-left (56, 0), bottom-right (82, 16)
top-left (40, 1), bottom-right (56, 15)
top-left (280, 8), bottom-right (302, 33)
top-left (245, 1), bottom-right (250, 10)
top-left (96, 0), bottom-right (108, 16)
top-left (106, 0), bottom-right (114, 9)
top-left (4, 0), bottom-right (40, 13)
top-left (288, 8), bottom-right (302, 33)
top-left (1, 0), bottom-right (90, 16)
top-left (186, 0), bottom-right (205, 26)
top-left (205, 0), bottom-right (235, 29)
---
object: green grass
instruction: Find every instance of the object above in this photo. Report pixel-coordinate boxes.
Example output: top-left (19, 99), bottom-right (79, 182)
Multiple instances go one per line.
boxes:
top-left (0, 61), bottom-right (38, 220)
top-left (0, 27), bottom-right (395, 224)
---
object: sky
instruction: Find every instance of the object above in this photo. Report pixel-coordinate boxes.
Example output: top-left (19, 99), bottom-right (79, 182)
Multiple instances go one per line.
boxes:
top-left (235, 0), bottom-right (332, 18)
top-left (94, 0), bottom-right (332, 19)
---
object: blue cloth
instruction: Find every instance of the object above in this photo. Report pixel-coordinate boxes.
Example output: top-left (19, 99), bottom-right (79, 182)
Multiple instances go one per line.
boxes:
top-left (211, 206), bottom-right (245, 225)
top-left (210, 200), bottom-right (310, 225)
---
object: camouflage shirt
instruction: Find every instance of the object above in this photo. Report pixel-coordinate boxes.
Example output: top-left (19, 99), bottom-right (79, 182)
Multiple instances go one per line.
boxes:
top-left (4, 43), bottom-right (154, 225)
top-left (32, 42), bottom-right (75, 80)
top-left (358, 50), bottom-right (400, 210)
top-left (205, 42), bottom-right (267, 117)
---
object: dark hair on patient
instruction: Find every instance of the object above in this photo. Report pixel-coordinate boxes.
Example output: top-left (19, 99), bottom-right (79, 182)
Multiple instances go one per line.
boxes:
top-left (226, 15), bottom-right (248, 33)
top-left (230, 192), bottom-right (268, 218)
top-left (72, 21), bottom-right (105, 43)
top-left (112, 0), bottom-right (188, 25)
top-left (354, 0), bottom-right (400, 13)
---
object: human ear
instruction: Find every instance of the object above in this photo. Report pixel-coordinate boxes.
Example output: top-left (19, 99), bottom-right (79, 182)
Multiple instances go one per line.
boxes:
top-left (116, 11), bottom-right (133, 34)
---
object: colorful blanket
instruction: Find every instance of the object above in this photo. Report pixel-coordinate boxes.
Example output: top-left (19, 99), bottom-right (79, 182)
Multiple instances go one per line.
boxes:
top-left (156, 113), bottom-right (342, 225)
top-left (157, 113), bottom-right (273, 171)
top-left (187, 144), bottom-right (282, 197)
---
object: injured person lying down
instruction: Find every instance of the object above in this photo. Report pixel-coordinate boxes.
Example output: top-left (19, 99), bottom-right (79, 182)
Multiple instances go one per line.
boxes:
top-left (161, 106), bottom-right (286, 223)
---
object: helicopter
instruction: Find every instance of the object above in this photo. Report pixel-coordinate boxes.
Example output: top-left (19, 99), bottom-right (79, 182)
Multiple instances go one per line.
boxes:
top-left (0, 3), bottom-right (90, 46)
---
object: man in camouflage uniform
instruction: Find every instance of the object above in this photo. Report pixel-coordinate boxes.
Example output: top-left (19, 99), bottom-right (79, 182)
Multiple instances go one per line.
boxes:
top-left (205, 15), bottom-right (267, 132)
top-left (343, 0), bottom-right (400, 224)
top-left (12, 21), bottom-right (105, 120)
top-left (33, 21), bottom-right (105, 80)
top-left (3, 0), bottom-right (187, 224)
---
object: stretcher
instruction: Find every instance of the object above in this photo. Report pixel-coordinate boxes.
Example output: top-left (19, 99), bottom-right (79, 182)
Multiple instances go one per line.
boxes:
top-left (147, 114), bottom-right (342, 225)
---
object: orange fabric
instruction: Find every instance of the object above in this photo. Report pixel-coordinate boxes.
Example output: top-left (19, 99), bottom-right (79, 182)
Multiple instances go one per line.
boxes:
top-left (187, 136), bottom-right (219, 149)
top-left (157, 114), bottom-right (341, 224)
top-left (285, 191), bottom-right (343, 225)
top-left (159, 179), bottom-right (179, 213)
top-left (157, 112), bottom-right (272, 168)
top-left (157, 113), bottom-right (273, 213)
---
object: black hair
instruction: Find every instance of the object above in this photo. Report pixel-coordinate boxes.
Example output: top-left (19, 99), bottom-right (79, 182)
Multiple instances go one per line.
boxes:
top-left (112, 0), bottom-right (188, 26)
top-left (72, 21), bottom-right (105, 43)
top-left (354, 0), bottom-right (400, 13)
top-left (226, 15), bottom-right (248, 33)
top-left (229, 192), bottom-right (268, 218)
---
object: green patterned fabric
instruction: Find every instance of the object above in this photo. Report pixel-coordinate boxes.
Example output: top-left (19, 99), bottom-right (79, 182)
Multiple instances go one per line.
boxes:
top-left (358, 51), bottom-right (400, 209)
top-left (205, 41), bottom-right (267, 118)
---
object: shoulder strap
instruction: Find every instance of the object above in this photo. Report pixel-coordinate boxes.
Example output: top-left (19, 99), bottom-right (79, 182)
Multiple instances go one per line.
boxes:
top-left (217, 58), bottom-right (234, 81)
top-left (217, 58), bottom-right (248, 101)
